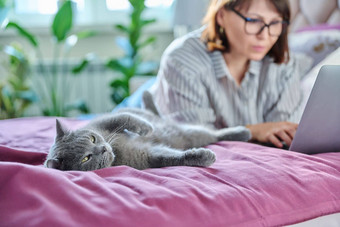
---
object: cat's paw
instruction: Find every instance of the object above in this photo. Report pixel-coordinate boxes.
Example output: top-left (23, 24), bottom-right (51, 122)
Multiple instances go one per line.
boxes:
top-left (135, 123), bottom-right (153, 136)
top-left (117, 113), bottom-right (153, 136)
top-left (184, 148), bottom-right (216, 167)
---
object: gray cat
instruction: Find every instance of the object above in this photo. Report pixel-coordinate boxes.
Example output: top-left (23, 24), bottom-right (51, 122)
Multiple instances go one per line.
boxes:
top-left (45, 92), bottom-right (251, 171)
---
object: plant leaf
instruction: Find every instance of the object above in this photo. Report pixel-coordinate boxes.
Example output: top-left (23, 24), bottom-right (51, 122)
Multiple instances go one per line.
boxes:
top-left (72, 53), bottom-right (96, 74)
top-left (52, 0), bottom-right (73, 42)
top-left (139, 36), bottom-right (156, 49)
top-left (129, 0), bottom-right (145, 12)
top-left (110, 78), bottom-right (129, 104)
top-left (111, 92), bottom-right (126, 105)
top-left (71, 59), bottom-right (88, 74)
top-left (106, 59), bottom-right (132, 77)
top-left (42, 109), bottom-right (52, 116)
top-left (3, 45), bottom-right (25, 61)
top-left (111, 86), bottom-right (129, 105)
top-left (66, 100), bottom-right (90, 113)
top-left (1, 86), bottom-right (13, 112)
top-left (141, 18), bottom-right (156, 27)
top-left (115, 24), bottom-right (129, 33)
top-left (110, 78), bottom-right (128, 88)
top-left (5, 21), bottom-right (38, 47)
top-left (76, 30), bottom-right (97, 39)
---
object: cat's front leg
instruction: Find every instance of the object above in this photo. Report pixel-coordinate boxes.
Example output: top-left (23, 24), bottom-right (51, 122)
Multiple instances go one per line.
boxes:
top-left (121, 113), bottom-right (154, 136)
top-left (100, 113), bottom-right (153, 136)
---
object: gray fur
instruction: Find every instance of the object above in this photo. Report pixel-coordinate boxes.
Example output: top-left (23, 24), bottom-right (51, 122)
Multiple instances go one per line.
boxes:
top-left (142, 90), bottom-right (160, 116)
top-left (45, 107), bottom-right (251, 171)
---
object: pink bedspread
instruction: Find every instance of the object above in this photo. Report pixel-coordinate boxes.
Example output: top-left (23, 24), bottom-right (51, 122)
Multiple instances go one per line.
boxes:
top-left (1, 117), bottom-right (340, 227)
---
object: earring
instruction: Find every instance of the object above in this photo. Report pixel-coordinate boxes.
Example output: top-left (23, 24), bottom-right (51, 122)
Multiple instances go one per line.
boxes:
top-left (217, 26), bottom-right (224, 45)
top-left (219, 26), bottom-right (224, 35)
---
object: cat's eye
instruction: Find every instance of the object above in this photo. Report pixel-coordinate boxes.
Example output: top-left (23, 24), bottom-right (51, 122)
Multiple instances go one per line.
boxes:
top-left (90, 135), bottom-right (96, 143)
top-left (81, 155), bottom-right (92, 163)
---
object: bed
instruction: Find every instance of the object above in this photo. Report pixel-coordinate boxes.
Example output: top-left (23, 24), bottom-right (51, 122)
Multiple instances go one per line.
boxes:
top-left (1, 1), bottom-right (340, 226)
top-left (1, 117), bottom-right (340, 226)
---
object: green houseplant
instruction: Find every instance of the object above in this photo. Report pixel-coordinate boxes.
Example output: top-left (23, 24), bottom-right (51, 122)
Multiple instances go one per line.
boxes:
top-left (0, 43), bottom-right (37, 119)
top-left (0, 0), bottom-right (36, 119)
top-left (3, 0), bottom-right (94, 117)
top-left (106, 0), bottom-right (158, 105)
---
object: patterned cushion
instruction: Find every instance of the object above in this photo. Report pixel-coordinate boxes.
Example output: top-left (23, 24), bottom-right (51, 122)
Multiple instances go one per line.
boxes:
top-left (289, 28), bottom-right (340, 67)
top-left (289, 0), bottom-right (340, 32)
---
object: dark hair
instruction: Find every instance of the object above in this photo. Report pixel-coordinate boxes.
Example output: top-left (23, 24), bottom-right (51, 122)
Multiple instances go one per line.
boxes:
top-left (202, 0), bottom-right (291, 64)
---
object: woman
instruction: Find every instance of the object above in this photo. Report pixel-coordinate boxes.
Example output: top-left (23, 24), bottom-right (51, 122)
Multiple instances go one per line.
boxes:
top-left (149, 0), bottom-right (306, 148)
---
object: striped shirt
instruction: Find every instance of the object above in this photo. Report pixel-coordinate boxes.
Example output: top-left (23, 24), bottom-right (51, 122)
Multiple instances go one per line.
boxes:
top-left (150, 29), bottom-right (310, 129)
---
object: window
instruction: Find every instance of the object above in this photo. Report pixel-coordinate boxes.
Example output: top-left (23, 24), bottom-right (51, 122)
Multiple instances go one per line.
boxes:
top-left (14, 0), bottom-right (58, 14)
top-left (14, 0), bottom-right (84, 14)
top-left (7, 0), bottom-right (174, 30)
top-left (106, 0), bottom-right (173, 11)
top-left (105, 0), bottom-right (130, 11)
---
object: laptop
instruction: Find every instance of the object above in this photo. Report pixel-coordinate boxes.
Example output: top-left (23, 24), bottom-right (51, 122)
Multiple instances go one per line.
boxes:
top-left (289, 65), bottom-right (340, 154)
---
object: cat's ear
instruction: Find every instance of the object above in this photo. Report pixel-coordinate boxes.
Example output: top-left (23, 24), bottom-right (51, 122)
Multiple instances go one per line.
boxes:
top-left (56, 119), bottom-right (68, 139)
top-left (142, 91), bottom-right (160, 116)
top-left (45, 158), bottom-right (62, 169)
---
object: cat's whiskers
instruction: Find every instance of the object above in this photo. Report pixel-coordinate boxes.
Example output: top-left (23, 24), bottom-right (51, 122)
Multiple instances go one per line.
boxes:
top-left (114, 122), bottom-right (127, 134)
top-left (107, 122), bottom-right (127, 143)
top-left (107, 129), bottom-right (119, 143)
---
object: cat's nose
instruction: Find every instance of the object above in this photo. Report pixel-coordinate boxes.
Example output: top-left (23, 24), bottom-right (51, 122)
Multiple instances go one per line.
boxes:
top-left (102, 146), bottom-right (107, 154)
top-left (94, 145), bottom-right (107, 154)
top-left (99, 145), bottom-right (107, 154)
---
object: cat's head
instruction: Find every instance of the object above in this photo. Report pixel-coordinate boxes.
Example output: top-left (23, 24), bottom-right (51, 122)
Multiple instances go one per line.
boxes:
top-left (44, 119), bottom-right (115, 171)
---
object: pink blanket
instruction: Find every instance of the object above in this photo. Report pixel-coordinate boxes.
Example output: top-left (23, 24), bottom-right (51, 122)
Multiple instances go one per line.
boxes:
top-left (1, 117), bottom-right (340, 227)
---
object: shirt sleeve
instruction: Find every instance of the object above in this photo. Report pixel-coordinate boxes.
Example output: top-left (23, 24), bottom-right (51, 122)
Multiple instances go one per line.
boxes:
top-left (263, 55), bottom-right (310, 123)
top-left (150, 55), bottom-right (217, 127)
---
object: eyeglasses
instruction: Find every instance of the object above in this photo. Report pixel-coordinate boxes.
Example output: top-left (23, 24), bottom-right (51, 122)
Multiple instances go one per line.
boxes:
top-left (230, 8), bottom-right (289, 37)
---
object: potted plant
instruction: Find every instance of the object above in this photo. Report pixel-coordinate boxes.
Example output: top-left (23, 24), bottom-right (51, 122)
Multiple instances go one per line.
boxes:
top-left (0, 43), bottom-right (37, 119)
top-left (106, 0), bottom-right (158, 105)
top-left (3, 0), bottom-right (95, 116)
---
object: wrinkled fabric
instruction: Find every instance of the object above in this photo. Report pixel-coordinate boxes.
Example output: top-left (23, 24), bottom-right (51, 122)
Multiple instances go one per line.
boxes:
top-left (0, 117), bottom-right (340, 227)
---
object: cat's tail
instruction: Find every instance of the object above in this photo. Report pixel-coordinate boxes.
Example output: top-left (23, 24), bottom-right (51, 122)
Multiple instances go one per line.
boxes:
top-left (142, 90), bottom-right (160, 116)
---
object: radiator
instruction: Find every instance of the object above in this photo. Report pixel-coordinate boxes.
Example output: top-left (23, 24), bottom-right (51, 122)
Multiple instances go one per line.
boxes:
top-left (26, 62), bottom-right (116, 117)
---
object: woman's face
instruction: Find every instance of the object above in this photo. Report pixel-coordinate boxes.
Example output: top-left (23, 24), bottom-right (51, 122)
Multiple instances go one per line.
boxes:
top-left (217, 0), bottom-right (283, 61)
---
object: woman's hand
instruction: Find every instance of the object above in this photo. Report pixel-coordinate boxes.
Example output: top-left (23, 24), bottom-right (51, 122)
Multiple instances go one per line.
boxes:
top-left (246, 122), bottom-right (298, 148)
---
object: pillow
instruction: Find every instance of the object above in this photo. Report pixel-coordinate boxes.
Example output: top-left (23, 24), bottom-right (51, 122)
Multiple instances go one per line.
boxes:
top-left (300, 47), bottom-right (340, 110)
top-left (289, 25), bottom-right (340, 68)
top-left (296, 23), bottom-right (340, 33)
